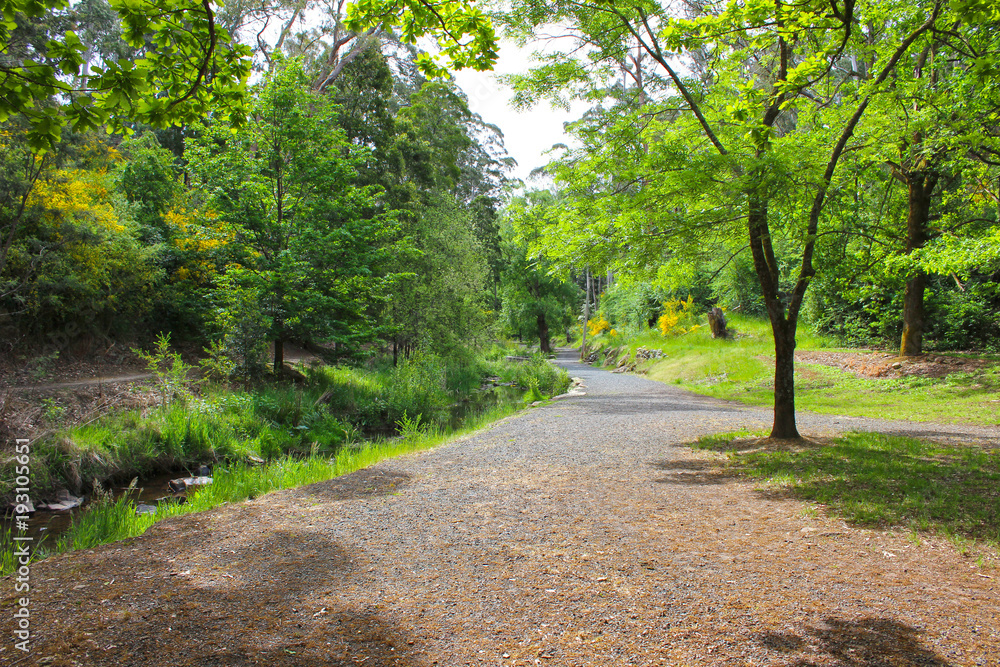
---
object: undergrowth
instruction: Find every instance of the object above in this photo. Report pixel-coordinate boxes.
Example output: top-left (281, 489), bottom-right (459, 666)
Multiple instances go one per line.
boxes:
top-left (2, 395), bottom-right (527, 575)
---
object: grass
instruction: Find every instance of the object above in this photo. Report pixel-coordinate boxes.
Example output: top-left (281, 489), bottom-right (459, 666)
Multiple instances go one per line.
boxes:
top-left (1, 345), bottom-right (570, 503)
top-left (737, 363), bottom-right (1000, 425)
top-left (2, 399), bottom-right (525, 575)
top-left (694, 431), bottom-right (1000, 557)
top-left (586, 313), bottom-right (999, 427)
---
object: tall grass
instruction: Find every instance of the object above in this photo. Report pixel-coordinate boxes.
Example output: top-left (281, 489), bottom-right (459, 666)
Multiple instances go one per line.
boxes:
top-left (2, 346), bottom-right (568, 505)
top-left (0, 346), bottom-right (564, 574)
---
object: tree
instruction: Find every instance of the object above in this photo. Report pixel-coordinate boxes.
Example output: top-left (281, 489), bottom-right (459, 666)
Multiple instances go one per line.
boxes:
top-left (503, 0), bottom-right (951, 437)
top-left (0, 0), bottom-right (253, 151)
top-left (186, 60), bottom-right (398, 373)
top-left (503, 191), bottom-right (580, 353)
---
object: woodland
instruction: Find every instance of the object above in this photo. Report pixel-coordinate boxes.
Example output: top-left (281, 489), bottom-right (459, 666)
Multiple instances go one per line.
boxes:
top-left (1, 1), bottom-right (1000, 559)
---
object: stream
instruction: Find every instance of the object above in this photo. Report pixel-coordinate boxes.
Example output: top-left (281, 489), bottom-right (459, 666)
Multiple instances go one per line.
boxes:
top-left (3, 383), bottom-right (527, 546)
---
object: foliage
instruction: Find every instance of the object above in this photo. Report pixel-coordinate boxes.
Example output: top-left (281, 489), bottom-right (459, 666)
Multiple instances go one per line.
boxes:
top-left (132, 332), bottom-right (195, 404)
top-left (187, 60), bottom-right (399, 370)
top-left (657, 296), bottom-right (700, 337)
top-left (587, 316), bottom-right (610, 337)
top-left (0, 349), bottom-right (567, 503)
top-left (501, 191), bottom-right (581, 352)
top-left (2, 158), bottom-right (163, 340)
top-left (0, 0), bottom-right (252, 152)
top-left (343, 0), bottom-right (497, 78)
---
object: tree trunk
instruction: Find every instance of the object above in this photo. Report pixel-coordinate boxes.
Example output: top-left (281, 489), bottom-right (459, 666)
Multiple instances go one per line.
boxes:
top-left (580, 268), bottom-right (590, 361)
top-left (900, 172), bottom-right (936, 356)
top-left (770, 318), bottom-right (799, 438)
top-left (747, 195), bottom-right (800, 439)
top-left (537, 312), bottom-right (551, 353)
top-left (273, 339), bottom-right (284, 375)
top-left (707, 307), bottom-right (728, 339)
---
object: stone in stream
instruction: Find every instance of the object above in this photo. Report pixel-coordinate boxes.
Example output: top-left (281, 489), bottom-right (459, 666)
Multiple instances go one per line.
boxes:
top-left (37, 489), bottom-right (84, 511)
top-left (167, 476), bottom-right (213, 493)
top-left (7, 498), bottom-right (34, 514)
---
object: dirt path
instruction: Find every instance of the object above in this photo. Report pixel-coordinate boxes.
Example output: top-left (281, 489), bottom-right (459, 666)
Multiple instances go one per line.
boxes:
top-left (5, 374), bottom-right (154, 392)
top-left (2, 350), bottom-right (997, 666)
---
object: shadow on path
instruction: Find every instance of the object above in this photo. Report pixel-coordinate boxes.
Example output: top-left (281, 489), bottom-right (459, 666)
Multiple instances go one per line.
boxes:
top-left (758, 616), bottom-right (953, 666)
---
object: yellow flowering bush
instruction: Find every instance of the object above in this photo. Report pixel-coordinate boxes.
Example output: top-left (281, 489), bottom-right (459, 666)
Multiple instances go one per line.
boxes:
top-left (587, 316), bottom-right (612, 336)
top-left (657, 295), bottom-right (698, 336)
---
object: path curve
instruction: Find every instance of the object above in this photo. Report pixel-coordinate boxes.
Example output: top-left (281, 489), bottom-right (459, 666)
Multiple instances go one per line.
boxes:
top-left (2, 350), bottom-right (997, 666)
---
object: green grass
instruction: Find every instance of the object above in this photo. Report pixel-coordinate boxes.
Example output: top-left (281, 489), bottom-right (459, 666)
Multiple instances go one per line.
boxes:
top-left (694, 431), bottom-right (1000, 555)
top-left (734, 363), bottom-right (1000, 425)
top-left (2, 399), bottom-right (525, 575)
top-left (593, 314), bottom-right (999, 427)
top-left (1, 346), bottom-right (569, 503)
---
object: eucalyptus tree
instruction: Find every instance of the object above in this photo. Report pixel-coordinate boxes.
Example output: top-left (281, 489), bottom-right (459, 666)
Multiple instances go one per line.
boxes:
top-left (502, 0), bottom-right (955, 438)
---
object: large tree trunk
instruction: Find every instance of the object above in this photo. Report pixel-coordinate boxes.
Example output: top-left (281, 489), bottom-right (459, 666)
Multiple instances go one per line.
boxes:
top-left (537, 312), bottom-right (551, 353)
top-left (900, 172), bottom-right (937, 356)
top-left (747, 195), bottom-right (801, 439)
top-left (770, 318), bottom-right (799, 438)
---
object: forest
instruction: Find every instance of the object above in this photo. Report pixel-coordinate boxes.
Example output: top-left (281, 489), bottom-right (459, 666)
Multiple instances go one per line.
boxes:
top-left (1, 0), bottom-right (999, 568)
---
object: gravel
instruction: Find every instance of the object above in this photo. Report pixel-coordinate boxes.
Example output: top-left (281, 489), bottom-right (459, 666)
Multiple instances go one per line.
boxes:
top-left (4, 348), bottom-right (998, 666)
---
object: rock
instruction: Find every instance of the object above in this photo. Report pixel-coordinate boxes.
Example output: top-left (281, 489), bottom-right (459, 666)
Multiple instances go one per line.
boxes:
top-left (891, 362), bottom-right (902, 369)
top-left (37, 489), bottom-right (84, 511)
top-left (136, 504), bottom-right (157, 515)
top-left (634, 346), bottom-right (665, 361)
top-left (196, 465), bottom-right (212, 477)
top-left (168, 476), bottom-right (213, 492)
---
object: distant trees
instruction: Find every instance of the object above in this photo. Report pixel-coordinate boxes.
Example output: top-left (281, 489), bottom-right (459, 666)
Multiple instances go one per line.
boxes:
top-left (1, 0), bottom-right (509, 369)
top-left (500, 0), bottom-right (1000, 437)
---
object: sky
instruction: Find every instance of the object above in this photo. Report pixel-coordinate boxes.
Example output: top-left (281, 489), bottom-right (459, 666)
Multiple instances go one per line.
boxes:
top-left (451, 42), bottom-right (580, 183)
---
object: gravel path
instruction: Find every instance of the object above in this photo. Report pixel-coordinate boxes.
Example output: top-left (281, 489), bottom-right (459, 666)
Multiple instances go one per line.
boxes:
top-left (3, 349), bottom-right (998, 666)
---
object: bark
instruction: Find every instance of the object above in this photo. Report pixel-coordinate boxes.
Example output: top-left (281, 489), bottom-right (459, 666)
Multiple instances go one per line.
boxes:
top-left (900, 172), bottom-right (937, 356)
top-left (580, 268), bottom-right (591, 361)
top-left (747, 194), bottom-right (800, 439)
top-left (273, 339), bottom-right (284, 375)
top-left (770, 318), bottom-right (799, 439)
top-left (707, 307), bottom-right (727, 339)
top-left (537, 312), bottom-right (551, 353)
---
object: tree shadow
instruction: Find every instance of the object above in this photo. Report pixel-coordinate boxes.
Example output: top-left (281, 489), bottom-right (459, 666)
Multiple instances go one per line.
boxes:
top-left (648, 458), bottom-right (735, 485)
top-left (289, 467), bottom-right (411, 502)
top-left (569, 392), bottom-right (743, 416)
top-left (758, 616), bottom-right (953, 666)
top-left (25, 518), bottom-right (426, 666)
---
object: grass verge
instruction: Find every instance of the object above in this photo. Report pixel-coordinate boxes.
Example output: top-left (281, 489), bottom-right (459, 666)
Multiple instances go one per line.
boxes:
top-left (586, 314), bottom-right (999, 427)
top-left (2, 401), bottom-right (523, 575)
top-left (694, 431), bottom-right (1000, 564)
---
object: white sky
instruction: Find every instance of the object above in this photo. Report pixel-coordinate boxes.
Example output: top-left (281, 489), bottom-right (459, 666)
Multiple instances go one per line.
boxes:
top-left (451, 41), bottom-right (580, 183)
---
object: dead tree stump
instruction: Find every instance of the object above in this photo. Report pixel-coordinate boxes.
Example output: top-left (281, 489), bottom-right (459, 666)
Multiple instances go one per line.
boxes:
top-left (707, 307), bottom-right (728, 339)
